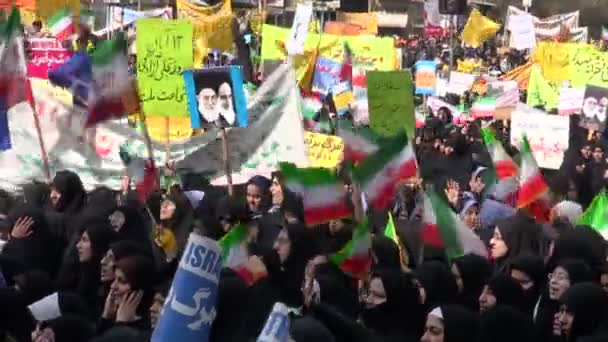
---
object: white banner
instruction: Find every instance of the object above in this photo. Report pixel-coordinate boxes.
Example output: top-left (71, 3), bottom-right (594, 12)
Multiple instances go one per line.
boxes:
top-left (447, 72), bottom-right (476, 95)
top-left (286, 4), bottom-right (313, 56)
top-left (507, 6), bottom-right (581, 41)
top-left (509, 14), bottom-right (536, 50)
top-left (0, 64), bottom-right (308, 191)
top-left (558, 87), bottom-right (585, 115)
top-left (510, 108), bottom-right (570, 170)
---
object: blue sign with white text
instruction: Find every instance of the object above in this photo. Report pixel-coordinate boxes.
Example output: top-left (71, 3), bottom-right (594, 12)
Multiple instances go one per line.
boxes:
top-left (151, 234), bottom-right (223, 342)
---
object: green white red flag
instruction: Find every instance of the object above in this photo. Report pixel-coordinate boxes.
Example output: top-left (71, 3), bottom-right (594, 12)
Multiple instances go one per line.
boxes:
top-left (330, 217), bottom-right (371, 279)
top-left (517, 134), bottom-right (551, 222)
top-left (280, 162), bottom-right (352, 225)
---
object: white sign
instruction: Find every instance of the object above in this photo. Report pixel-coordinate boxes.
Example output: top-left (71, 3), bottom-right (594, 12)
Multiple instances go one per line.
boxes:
top-left (510, 109), bottom-right (570, 170)
top-left (447, 72), bottom-right (476, 95)
top-left (286, 4), bottom-right (313, 56)
top-left (509, 14), bottom-right (536, 50)
top-left (558, 87), bottom-right (585, 115)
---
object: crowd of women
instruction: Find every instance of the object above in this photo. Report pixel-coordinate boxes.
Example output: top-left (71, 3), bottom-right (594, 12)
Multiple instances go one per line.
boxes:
top-left (0, 106), bottom-right (605, 342)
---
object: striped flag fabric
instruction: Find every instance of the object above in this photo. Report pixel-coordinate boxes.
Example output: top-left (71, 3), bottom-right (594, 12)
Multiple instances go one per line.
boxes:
top-left (220, 224), bottom-right (267, 285)
top-left (339, 41), bottom-right (353, 83)
top-left (337, 121), bottom-right (384, 163)
top-left (421, 190), bottom-right (487, 261)
top-left (481, 127), bottom-right (519, 205)
top-left (87, 37), bottom-right (140, 127)
top-left (48, 8), bottom-right (75, 41)
top-left (353, 131), bottom-right (418, 210)
top-left (330, 217), bottom-right (371, 279)
top-left (280, 162), bottom-right (352, 225)
top-left (384, 212), bottom-right (409, 269)
top-left (472, 97), bottom-right (496, 118)
top-left (517, 134), bottom-right (551, 222)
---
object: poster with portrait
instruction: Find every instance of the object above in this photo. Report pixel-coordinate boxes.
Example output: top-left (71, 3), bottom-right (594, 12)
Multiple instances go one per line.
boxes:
top-left (580, 85), bottom-right (608, 131)
top-left (183, 66), bottom-right (248, 129)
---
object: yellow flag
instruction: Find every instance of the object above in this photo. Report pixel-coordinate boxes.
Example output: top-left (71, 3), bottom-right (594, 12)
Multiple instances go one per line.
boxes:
top-left (462, 8), bottom-right (500, 48)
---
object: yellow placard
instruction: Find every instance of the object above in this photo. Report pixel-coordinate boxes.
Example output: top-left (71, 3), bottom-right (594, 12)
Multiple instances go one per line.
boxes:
top-left (261, 24), bottom-right (396, 87)
top-left (534, 42), bottom-right (571, 83)
top-left (36, 0), bottom-right (79, 20)
top-left (569, 44), bottom-right (608, 88)
top-left (176, 0), bottom-right (233, 68)
top-left (128, 115), bottom-right (195, 143)
top-left (304, 132), bottom-right (344, 168)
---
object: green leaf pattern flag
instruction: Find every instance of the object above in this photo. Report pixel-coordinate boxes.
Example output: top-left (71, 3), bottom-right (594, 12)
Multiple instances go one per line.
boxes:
top-left (136, 18), bottom-right (193, 118)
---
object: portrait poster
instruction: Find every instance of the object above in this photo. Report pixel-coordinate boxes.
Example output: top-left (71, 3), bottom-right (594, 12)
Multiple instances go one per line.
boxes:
top-left (183, 66), bottom-right (248, 129)
top-left (580, 85), bottom-right (608, 131)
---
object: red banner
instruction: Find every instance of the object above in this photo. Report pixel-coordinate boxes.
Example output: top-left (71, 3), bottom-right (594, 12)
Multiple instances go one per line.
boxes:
top-left (26, 38), bottom-right (72, 79)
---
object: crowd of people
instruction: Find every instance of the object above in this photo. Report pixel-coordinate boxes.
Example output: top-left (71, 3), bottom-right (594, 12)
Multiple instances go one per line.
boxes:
top-left (2, 3), bottom-right (608, 342)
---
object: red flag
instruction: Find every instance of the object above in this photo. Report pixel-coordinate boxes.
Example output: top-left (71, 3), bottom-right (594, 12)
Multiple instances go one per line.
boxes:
top-left (136, 159), bottom-right (160, 204)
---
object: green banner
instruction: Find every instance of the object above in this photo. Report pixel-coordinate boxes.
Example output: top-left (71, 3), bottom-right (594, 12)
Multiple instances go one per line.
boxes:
top-left (136, 19), bottom-right (193, 118)
top-left (367, 71), bottom-right (414, 139)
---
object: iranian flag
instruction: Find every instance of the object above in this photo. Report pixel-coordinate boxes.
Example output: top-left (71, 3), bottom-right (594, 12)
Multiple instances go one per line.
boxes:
top-left (219, 224), bottom-right (267, 285)
top-left (0, 7), bottom-right (31, 110)
top-left (87, 38), bottom-right (140, 127)
top-left (517, 134), bottom-right (551, 222)
top-left (421, 190), bottom-right (487, 260)
top-left (48, 8), bottom-right (75, 41)
top-left (578, 192), bottom-right (608, 240)
top-left (330, 218), bottom-right (371, 279)
top-left (384, 212), bottom-right (408, 268)
top-left (280, 162), bottom-right (352, 225)
top-left (338, 122), bottom-right (383, 163)
top-left (353, 131), bottom-right (418, 210)
top-left (481, 127), bottom-right (519, 204)
top-left (472, 97), bottom-right (496, 118)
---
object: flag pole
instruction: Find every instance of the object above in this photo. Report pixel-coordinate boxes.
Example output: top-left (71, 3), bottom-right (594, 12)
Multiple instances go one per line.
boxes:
top-left (30, 98), bottom-right (52, 181)
top-left (164, 116), bottom-right (170, 165)
top-left (221, 127), bottom-right (234, 196)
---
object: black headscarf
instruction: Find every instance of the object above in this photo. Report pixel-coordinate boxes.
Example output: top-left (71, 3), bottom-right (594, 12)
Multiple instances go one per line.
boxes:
top-left (555, 259), bottom-right (594, 285)
top-left (22, 181), bottom-right (49, 209)
top-left (508, 254), bottom-right (546, 313)
top-left (452, 254), bottom-right (492, 312)
top-left (209, 269), bottom-right (250, 341)
top-left (46, 314), bottom-right (94, 342)
top-left (415, 261), bottom-right (459, 307)
top-left (486, 274), bottom-right (526, 313)
top-left (290, 316), bottom-right (335, 342)
top-left (494, 213), bottom-right (544, 270)
top-left (3, 205), bottom-right (61, 276)
top-left (116, 255), bottom-right (157, 320)
top-left (361, 270), bottom-right (424, 340)
top-left (13, 270), bottom-right (53, 305)
top-left (560, 283), bottom-right (608, 340)
top-left (437, 304), bottom-right (480, 342)
top-left (110, 206), bottom-right (149, 245)
top-left (371, 235), bottom-right (402, 272)
top-left (478, 305), bottom-right (533, 342)
top-left (50, 170), bottom-right (87, 215)
top-left (548, 226), bottom-right (607, 274)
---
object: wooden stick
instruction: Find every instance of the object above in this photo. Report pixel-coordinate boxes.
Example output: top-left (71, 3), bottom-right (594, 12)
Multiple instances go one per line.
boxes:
top-left (137, 111), bottom-right (155, 163)
top-left (221, 127), bottom-right (234, 196)
top-left (30, 99), bottom-right (51, 181)
top-left (164, 116), bottom-right (170, 165)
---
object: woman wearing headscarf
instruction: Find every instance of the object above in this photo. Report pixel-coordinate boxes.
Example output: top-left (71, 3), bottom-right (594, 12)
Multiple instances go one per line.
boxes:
top-left (31, 314), bottom-right (94, 342)
top-left (479, 274), bottom-right (526, 314)
top-left (508, 254), bottom-right (546, 315)
top-left (244, 223), bottom-right (318, 338)
top-left (478, 305), bottom-right (534, 342)
top-left (152, 192), bottom-right (193, 264)
top-left (246, 175), bottom-right (272, 219)
top-left (108, 206), bottom-right (151, 249)
top-left (490, 212), bottom-right (544, 273)
top-left (22, 181), bottom-right (49, 209)
top-left (547, 226), bottom-right (606, 274)
top-left (415, 261), bottom-right (459, 308)
top-left (209, 269), bottom-right (251, 341)
top-left (2, 205), bottom-right (62, 277)
top-left (451, 254), bottom-right (492, 312)
top-left (58, 223), bottom-right (117, 317)
top-left (371, 235), bottom-right (403, 272)
top-left (534, 259), bottom-right (594, 342)
top-left (553, 283), bottom-right (608, 342)
top-left (359, 270), bottom-right (425, 341)
top-left (100, 255), bottom-right (157, 333)
top-left (421, 304), bottom-right (479, 342)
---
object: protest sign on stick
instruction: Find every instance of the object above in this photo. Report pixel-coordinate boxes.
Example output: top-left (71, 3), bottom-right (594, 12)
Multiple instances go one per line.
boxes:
top-left (152, 233), bottom-right (222, 342)
top-left (136, 18), bottom-right (193, 118)
top-left (580, 85), bottom-right (608, 132)
top-left (367, 70), bottom-right (415, 139)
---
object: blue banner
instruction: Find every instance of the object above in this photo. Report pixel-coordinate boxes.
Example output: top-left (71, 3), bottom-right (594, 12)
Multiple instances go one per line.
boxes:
top-left (257, 302), bottom-right (290, 342)
top-left (152, 234), bottom-right (223, 342)
top-left (312, 57), bottom-right (342, 99)
top-left (414, 60), bottom-right (437, 96)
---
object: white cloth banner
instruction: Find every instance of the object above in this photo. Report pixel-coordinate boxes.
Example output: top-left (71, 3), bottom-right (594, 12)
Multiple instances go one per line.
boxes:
top-left (509, 14), bottom-right (536, 50)
top-left (558, 87), bottom-right (585, 115)
top-left (507, 6), bottom-right (580, 41)
top-left (286, 4), bottom-right (313, 56)
top-left (447, 72), bottom-right (476, 96)
top-left (0, 64), bottom-right (308, 191)
top-left (510, 108), bottom-right (570, 170)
